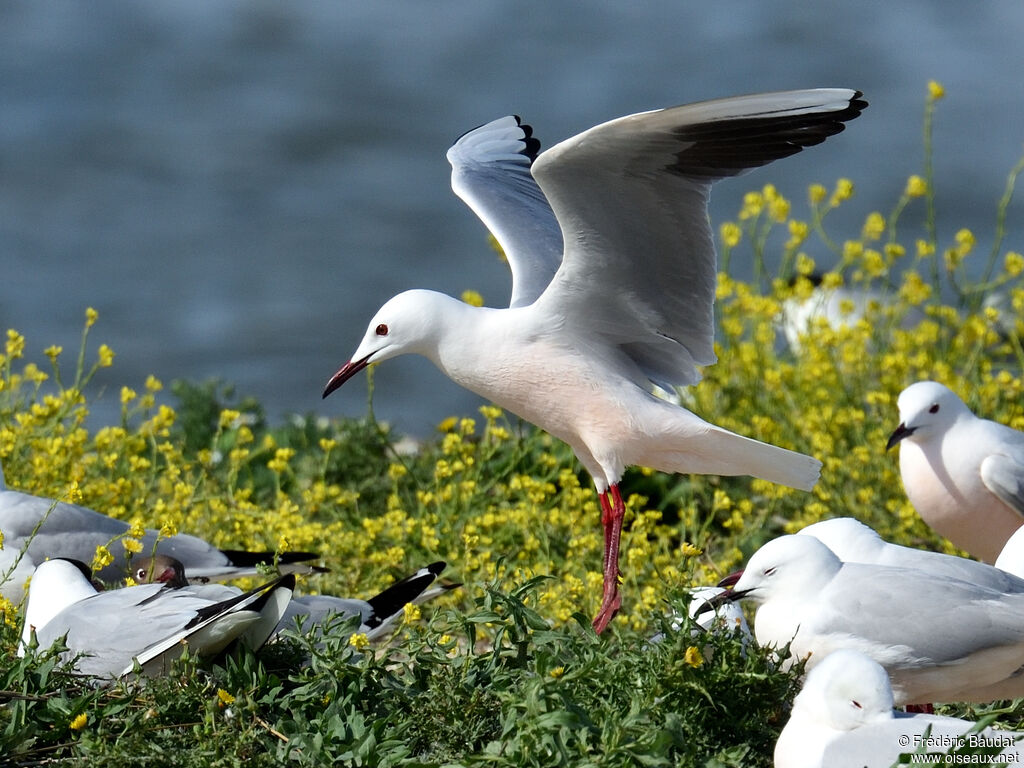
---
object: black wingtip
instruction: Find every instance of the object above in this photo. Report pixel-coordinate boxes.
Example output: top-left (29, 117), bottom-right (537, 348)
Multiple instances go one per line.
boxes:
top-left (185, 573), bottom-right (296, 629)
top-left (220, 549), bottom-right (321, 568)
top-left (513, 115), bottom-right (542, 162)
top-left (668, 90), bottom-right (869, 178)
top-left (364, 561), bottom-right (448, 623)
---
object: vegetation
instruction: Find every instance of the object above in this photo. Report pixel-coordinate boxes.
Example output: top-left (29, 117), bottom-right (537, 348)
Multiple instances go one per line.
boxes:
top-left (3, 82), bottom-right (1024, 766)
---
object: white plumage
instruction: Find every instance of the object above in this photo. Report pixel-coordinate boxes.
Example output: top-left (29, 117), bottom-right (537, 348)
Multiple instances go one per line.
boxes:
top-left (324, 89), bottom-right (867, 631)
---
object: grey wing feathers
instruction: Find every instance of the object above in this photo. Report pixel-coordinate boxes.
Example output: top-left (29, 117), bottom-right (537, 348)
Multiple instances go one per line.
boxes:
top-left (981, 454), bottom-right (1024, 519)
top-left (531, 89), bottom-right (865, 391)
top-left (448, 116), bottom-right (563, 308)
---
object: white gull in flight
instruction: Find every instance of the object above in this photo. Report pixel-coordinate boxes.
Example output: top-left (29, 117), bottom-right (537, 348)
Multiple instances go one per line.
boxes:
top-left (323, 89), bottom-right (867, 631)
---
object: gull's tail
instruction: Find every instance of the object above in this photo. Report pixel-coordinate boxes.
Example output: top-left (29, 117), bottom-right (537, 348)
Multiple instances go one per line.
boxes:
top-left (652, 422), bottom-right (822, 491)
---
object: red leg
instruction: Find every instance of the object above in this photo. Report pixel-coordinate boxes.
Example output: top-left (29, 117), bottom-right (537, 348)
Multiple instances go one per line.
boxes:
top-left (593, 484), bottom-right (625, 633)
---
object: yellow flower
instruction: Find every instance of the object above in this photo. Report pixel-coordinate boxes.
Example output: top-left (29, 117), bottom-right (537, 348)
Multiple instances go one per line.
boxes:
top-left (549, 666), bottom-right (565, 679)
top-left (928, 80), bottom-right (945, 101)
top-left (829, 178), bottom-right (854, 207)
top-left (145, 374), bottom-right (163, 392)
top-left (795, 253), bottom-right (816, 276)
top-left (680, 542), bottom-right (702, 558)
top-left (120, 386), bottom-right (137, 405)
top-left (349, 633), bottom-right (370, 651)
top-left (122, 537), bottom-right (144, 555)
top-left (267, 447), bottom-right (296, 473)
top-left (739, 191), bottom-right (764, 220)
top-left (479, 405), bottom-right (502, 421)
top-left (460, 289), bottom-right (484, 307)
top-left (402, 602), bottom-right (422, 623)
top-left (1005, 251), bottom-right (1024, 277)
top-left (720, 221), bottom-right (741, 248)
top-left (684, 646), bottom-right (703, 668)
top-left (85, 307), bottom-right (99, 328)
top-left (70, 713), bottom-right (88, 731)
top-left (905, 175), bottom-right (928, 198)
top-left (767, 191), bottom-right (790, 223)
top-left (785, 220), bottom-right (809, 250)
top-left (319, 437), bottom-right (337, 453)
top-left (97, 344), bottom-right (115, 367)
top-left (437, 416), bottom-right (457, 433)
top-left (861, 212), bottom-right (885, 241)
top-left (219, 409), bottom-right (241, 429)
top-left (5, 330), bottom-right (24, 359)
top-left (217, 689), bottom-right (235, 708)
top-left (91, 545), bottom-right (114, 571)
top-left (44, 345), bottom-right (63, 362)
top-left (807, 183), bottom-right (827, 205)
top-left (159, 521), bottom-right (178, 539)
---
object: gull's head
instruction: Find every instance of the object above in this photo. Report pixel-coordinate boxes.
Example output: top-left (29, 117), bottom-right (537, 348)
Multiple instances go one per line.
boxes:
top-left (795, 649), bottom-right (894, 731)
top-left (727, 535), bottom-right (842, 605)
top-left (132, 555), bottom-right (188, 588)
top-left (886, 380), bottom-right (970, 450)
top-left (323, 290), bottom-right (449, 398)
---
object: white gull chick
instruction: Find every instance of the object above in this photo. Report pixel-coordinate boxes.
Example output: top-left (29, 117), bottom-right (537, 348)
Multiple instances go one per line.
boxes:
top-left (717, 534), bottom-right (1024, 705)
top-left (323, 89), bottom-right (868, 632)
top-left (0, 460), bottom-right (324, 603)
top-left (887, 380), bottom-right (1024, 563)
top-left (798, 517), bottom-right (1024, 593)
top-left (136, 555), bottom-right (459, 641)
top-left (775, 649), bottom-right (1023, 768)
top-left (21, 558), bottom-right (294, 679)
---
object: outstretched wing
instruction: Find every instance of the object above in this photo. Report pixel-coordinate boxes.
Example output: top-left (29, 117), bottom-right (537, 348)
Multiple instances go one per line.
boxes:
top-left (447, 116), bottom-right (563, 308)
top-left (531, 89), bottom-right (866, 390)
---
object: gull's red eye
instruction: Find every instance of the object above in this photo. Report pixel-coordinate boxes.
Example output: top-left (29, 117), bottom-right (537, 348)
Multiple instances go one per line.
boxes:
top-left (376, 324), bottom-right (389, 336)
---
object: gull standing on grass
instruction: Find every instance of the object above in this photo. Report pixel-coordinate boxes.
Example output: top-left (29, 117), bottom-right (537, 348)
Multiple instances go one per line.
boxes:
top-left (322, 89), bottom-right (866, 632)
top-left (20, 558), bottom-right (294, 679)
top-left (887, 380), bottom-right (1024, 563)
top-left (774, 649), bottom-right (1023, 768)
top-left (715, 534), bottom-right (1024, 705)
top-left (0, 460), bottom-right (324, 603)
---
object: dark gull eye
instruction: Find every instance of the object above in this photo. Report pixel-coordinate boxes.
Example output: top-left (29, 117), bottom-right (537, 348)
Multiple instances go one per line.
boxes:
top-left (376, 324), bottom-right (389, 336)
top-left (929, 404), bottom-right (939, 414)
top-left (852, 699), bottom-right (863, 709)
top-left (763, 566), bottom-right (777, 577)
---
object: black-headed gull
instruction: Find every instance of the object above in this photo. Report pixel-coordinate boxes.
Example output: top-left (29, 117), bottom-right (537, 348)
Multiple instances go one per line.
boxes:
top-left (136, 555), bottom-right (458, 640)
top-left (0, 461), bottom-right (324, 602)
top-left (716, 534), bottom-right (1024, 705)
top-left (775, 648), bottom-right (1023, 768)
top-left (21, 558), bottom-right (294, 679)
top-left (887, 380), bottom-right (1024, 563)
top-left (322, 89), bottom-right (867, 632)
top-left (798, 517), bottom-right (1024, 593)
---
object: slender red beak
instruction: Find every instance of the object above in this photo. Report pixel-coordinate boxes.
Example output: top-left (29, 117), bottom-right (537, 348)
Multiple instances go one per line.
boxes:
top-left (716, 569), bottom-right (744, 589)
top-left (322, 356), bottom-right (371, 399)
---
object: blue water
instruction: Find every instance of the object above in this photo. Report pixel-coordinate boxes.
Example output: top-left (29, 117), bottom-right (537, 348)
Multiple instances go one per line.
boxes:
top-left (3, 1), bottom-right (1023, 437)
